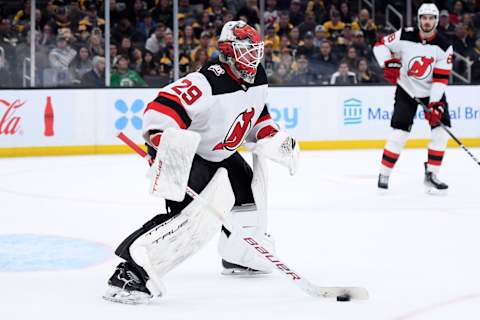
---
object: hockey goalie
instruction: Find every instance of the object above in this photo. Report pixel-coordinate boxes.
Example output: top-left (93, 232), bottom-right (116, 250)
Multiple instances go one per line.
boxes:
top-left (103, 20), bottom-right (300, 304)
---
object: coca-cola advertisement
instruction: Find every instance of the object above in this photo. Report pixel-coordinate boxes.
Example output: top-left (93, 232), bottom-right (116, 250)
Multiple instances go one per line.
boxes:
top-left (0, 99), bottom-right (24, 136)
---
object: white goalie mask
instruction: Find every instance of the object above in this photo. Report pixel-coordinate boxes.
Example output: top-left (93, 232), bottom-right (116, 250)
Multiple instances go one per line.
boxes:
top-left (218, 21), bottom-right (264, 84)
top-left (417, 3), bottom-right (439, 31)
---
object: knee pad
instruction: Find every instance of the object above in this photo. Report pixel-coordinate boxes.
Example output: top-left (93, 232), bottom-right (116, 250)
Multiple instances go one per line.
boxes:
top-left (385, 129), bottom-right (409, 153)
top-left (218, 154), bottom-right (275, 273)
top-left (428, 126), bottom-right (449, 151)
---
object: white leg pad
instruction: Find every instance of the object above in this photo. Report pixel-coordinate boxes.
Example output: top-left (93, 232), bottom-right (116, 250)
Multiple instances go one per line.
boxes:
top-left (218, 154), bottom-right (275, 273)
top-left (131, 168), bottom-right (235, 295)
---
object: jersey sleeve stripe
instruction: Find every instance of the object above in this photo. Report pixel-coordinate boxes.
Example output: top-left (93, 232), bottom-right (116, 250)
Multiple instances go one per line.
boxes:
top-left (433, 68), bottom-right (450, 75)
top-left (432, 78), bottom-right (449, 84)
top-left (145, 97), bottom-right (191, 129)
top-left (158, 91), bottom-right (184, 107)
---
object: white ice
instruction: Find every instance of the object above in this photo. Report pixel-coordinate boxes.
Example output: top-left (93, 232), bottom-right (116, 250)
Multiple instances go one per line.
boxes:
top-left (1, 148), bottom-right (480, 320)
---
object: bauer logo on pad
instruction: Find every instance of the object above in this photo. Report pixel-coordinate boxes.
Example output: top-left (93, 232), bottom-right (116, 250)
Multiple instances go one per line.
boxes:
top-left (343, 98), bottom-right (362, 125)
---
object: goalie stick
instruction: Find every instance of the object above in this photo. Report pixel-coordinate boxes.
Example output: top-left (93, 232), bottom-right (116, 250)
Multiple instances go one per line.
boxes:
top-left (397, 80), bottom-right (480, 167)
top-left (117, 132), bottom-right (369, 301)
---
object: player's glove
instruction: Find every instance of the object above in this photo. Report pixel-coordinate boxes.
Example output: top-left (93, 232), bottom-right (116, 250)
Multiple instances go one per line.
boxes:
top-left (425, 101), bottom-right (445, 126)
top-left (383, 58), bottom-right (402, 85)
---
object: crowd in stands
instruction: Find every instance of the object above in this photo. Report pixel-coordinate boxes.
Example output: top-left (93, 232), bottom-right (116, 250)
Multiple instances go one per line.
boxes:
top-left (0, 0), bottom-right (479, 88)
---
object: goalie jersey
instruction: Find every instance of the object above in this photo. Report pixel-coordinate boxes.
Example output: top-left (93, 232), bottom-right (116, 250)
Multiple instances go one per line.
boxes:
top-left (373, 27), bottom-right (453, 101)
top-left (143, 59), bottom-right (278, 162)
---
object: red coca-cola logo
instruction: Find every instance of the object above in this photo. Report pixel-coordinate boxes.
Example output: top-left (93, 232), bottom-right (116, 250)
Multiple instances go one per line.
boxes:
top-left (0, 99), bottom-right (25, 135)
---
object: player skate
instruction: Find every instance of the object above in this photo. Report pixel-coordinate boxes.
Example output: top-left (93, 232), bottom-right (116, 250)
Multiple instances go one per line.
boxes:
top-left (424, 162), bottom-right (448, 194)
top-left (377, 174), bottom-right (390, 190)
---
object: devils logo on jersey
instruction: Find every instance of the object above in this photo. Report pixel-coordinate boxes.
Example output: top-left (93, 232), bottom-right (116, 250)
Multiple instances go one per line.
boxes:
top-left (407, 56), bottom-right (434, 79)
top-left (213, 108), bottom-right (255, 151)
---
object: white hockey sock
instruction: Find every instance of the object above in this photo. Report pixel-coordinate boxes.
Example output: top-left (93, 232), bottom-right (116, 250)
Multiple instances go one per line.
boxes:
top-left (380, 129), bottom-right (409, 176)
top-left (427, 127), bottom-right (449, 174)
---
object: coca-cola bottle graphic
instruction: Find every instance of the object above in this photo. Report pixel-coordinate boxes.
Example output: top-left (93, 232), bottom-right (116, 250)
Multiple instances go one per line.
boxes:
top-left (44, 96), bottom-right (54, 137)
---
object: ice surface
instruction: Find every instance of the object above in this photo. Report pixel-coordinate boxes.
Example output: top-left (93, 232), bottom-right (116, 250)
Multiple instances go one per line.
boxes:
top-left (1, 148), bottom-right (479, 319)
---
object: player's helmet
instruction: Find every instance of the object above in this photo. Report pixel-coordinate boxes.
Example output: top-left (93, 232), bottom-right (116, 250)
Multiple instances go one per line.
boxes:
top-left (218, 21), bottom-right (264, 84)
top-left (417, 3), bottom-right (439, 31)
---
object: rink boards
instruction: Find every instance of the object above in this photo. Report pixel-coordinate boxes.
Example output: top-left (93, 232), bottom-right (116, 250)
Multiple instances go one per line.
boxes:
top-left (0, 85), bottom-right (479, 157)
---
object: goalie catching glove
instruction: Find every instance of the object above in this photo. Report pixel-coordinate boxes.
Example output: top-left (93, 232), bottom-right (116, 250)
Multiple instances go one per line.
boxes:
top-left (250, 130), bottom-right (300, 176)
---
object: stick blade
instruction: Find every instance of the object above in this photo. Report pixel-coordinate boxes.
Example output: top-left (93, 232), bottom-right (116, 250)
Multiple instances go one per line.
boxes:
top-left (305, 285), bottom-right (369, 300)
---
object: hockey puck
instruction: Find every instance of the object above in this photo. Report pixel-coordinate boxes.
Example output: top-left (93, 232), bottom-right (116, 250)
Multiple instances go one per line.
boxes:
top-left (336, 294), bottom-right (351, 302)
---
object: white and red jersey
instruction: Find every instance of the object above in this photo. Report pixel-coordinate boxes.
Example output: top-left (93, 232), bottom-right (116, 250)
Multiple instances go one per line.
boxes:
top-left (373, 27), bottom-right (453, 101)
top-left (143, 59), bottom-right (278, 162)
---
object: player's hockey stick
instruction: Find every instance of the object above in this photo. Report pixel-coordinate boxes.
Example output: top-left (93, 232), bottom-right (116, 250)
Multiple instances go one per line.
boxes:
top-left (397, 80), bottom-right (480, 167)
top-left (117, 132), bottom-right (369, 301)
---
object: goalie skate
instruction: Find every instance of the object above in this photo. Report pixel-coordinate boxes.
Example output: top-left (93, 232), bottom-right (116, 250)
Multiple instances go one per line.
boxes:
top-left (221, 259), bottom-right (271, 276)
top-left (102, 262), bottom-right (162, 305)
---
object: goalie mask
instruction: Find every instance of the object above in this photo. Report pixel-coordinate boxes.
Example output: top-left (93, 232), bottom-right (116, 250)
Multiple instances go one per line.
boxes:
top-left (417, 3), bottom-right (439, 32)
top-left (218, 21), bottom-right (264, 84)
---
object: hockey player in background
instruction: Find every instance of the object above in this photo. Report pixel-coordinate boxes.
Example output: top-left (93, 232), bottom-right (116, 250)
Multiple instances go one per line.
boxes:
top-left (103, 21), bottom-right (299, 304)
top-left (373, 3), bottom-right (453, 192)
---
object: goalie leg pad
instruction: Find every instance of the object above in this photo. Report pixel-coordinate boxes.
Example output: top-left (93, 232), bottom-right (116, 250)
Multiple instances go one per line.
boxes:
top-left (130, 168), bottom-right (235, 295)
top-left (218, 154), bottom-right (275, 273)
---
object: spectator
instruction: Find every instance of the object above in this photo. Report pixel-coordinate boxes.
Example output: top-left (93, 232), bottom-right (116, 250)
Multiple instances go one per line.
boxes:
top-left (313, 25), bottom-right (328, 48)
top-left (190, 31), bottom-right (216, 61)
top-left (339, 2), bottom-right (354, 24)
top-left (452, 23), bottom-right (475, 56)
top-left (110, 42), bottom-right (119, 64)
top-left (264, 40), bottom-right (280, 78)
top-left (275, 11), bottom-right (293, 37)
top-left (352, 30), bottom-right (372, 60)
top-left (288, 27), bottom-right (301, 55)
top-left (151, 0), bottom-right (173, 28)
top-left (315, 40), bottom-right (337, 82)
top-left (450, 0), bottom-right (465, 25)
top-left (306, 0), bottom-right (328, 25)
top-left (438, 9), bottom-right (455, 40)
top-left (330, 60), bottom-right (357, 85)
top-left (344, 46), bottom-right (358, 71)
top-left (180, 25), bottom-right (199, 55)
top-left (191, 48), bottom-right (209, 71)
top-left (289, 0), bottom-right (305, 26)
top-left (264, 0), bottom-right (280, 28)
top-left (297, 31), bottom-right (316, 59)
top-left (355, 9), bottom-right (377, 46)
top-left (81, 56), bottom-right (105, 87)
top-left (236, 0), bottom-right (260, 26)
top-left (145, 24), bottom-right (166, 55)
top-left (119, 36), bottom-right (134, 60)
top-left (111, 55), bottom-right (147, 87)
top-left (78, 4), bottom-right (105, 36)
top-left (140, 50), bottom-right (157, 76)
top-left (291, 54), bottom-right (317, 85)
top-left (69, 45), bottom-right (93, 83)
top-left (130, 47), bottom-right (144, 73)
top-left (356, 57), bottom-right (379, 83)
top-left (88, 31), bottom-right (105, 57)
top-left (0, 53), bottom-right (12, 87)
top-left (38, 24), bottom-right (55, 50)
top-left (468, 38), bottom-right (480, 83)
top-left (48, 34), bottom-right (76, 71)
top-left (179, 0), bottom-right (196, 26)
top-left (270, 62), bottom-right (292, 84)
top-left (323, 10), bottom-right (345, 40)
top-left (137, 11), bottom-right (156, 40)
top-left (265, 25), bottom-right (280, 50)
top-left (298, 12), bottom-right (317, 39)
